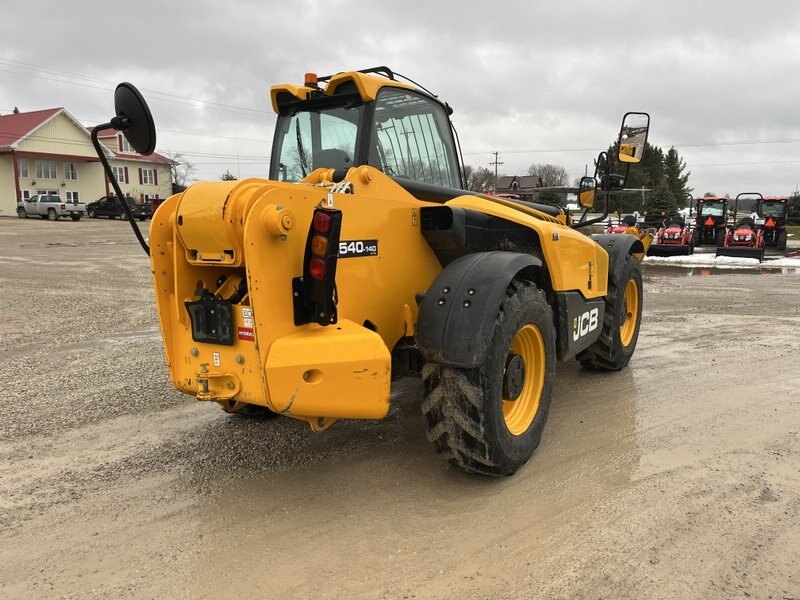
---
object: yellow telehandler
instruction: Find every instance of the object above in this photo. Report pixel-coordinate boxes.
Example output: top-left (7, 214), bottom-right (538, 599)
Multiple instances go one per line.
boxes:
top-left (91, 68), bottom-right (649, 476)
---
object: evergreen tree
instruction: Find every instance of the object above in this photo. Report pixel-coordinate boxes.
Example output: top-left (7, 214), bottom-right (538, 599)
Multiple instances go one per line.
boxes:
top-left (664, 147), bottom-right (692, 207)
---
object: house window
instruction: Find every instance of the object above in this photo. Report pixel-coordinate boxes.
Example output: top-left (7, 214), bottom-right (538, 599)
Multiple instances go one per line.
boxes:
top-left (112, 166), bottom-right (126, 183)
top-left (21, 190), bottom-right (31, 200)
top-left (121, 137), bottom-right (135, 153)
top-left (142, 169), bottom-right (155, 185)
top-left (64, 162), bottom-right (78, 180)
top-left (65, 191), bottom-right (80, 202)
top-left (35, 160), bottom-right (57, 179)
top-left (36, 189), bottom-right (59, 195)
top-left (18, 159), bottom-right (29, 178)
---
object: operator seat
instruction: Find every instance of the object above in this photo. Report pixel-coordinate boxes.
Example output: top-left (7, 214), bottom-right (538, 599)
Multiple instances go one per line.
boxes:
top-left (313, 148), bottom-right (353, 171)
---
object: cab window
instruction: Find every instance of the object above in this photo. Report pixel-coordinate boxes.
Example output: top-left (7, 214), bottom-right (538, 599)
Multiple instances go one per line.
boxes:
top-left (369, 88), bottom-right (459, 188)
top-left (274, 105), bottom-right (362, 182)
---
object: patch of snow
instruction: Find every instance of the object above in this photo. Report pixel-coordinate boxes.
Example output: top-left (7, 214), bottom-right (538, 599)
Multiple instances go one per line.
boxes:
top-left (644, 253), bottom-right (800, 269)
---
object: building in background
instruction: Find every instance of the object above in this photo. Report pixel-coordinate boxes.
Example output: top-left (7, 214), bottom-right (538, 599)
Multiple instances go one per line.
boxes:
top-left (0, 107), bottom-right (174, 217)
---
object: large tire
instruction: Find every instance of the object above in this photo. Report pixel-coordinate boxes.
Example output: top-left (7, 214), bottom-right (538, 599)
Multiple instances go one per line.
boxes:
top-left (87, 209), bottom-right (96, 218)
top-left (47, 209), bottom-right (58, 221)
top-left (17, 207), bottom-right (27, 218)
top-left (692, 228), bottom-right (701, 247)
top-left (577, 253), bottom-right (643, 371)
top-left (422, 280), bottom-right (556, 477)
top-left (222, 400), bottom-right (278, 419)
top-left (777, 230), bottom-right (787, 251)
top-left (715, 226), bottom-right (726, 247)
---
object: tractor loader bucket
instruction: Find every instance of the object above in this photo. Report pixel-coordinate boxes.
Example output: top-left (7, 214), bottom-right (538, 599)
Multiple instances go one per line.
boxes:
top-left (647, 243), bottom-right (692, 257)
top-left (715, 246), bottom-right (765, 262)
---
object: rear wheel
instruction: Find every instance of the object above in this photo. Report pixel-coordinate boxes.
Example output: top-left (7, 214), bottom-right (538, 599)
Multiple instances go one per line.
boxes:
top-left (577, 253), bottom-right (643, 371)
top-left (777, 230), bottom-right (787, 251)
top-left (422, 280), bottom-right (555, 476)
top-left (17, 207), bottom-right (26, 218)
top-left (692, 228), bottom-right (701, 247)
top-left (47, 209), bottom-right (58, 221)
top-left (71, 214), bottom-right (81, 221)
top-left (715, 226), bottom-right (726, 246)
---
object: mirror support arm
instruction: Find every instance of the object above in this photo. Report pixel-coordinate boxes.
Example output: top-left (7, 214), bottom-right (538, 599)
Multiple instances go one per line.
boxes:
top-left (573, 155), bottom-right (630, 230)
top-left (91, 123), bottom-right (150, 256)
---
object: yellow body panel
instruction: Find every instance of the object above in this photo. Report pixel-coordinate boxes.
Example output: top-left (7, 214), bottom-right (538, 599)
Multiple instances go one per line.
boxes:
top-left (270, 71), bottom-right (415, 114)
top-left (446, 195), bottom-right (609, 299)
top-left (149, 167), bottom-right (445, 426)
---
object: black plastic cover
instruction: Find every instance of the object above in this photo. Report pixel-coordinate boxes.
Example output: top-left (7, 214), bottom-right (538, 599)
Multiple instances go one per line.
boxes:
top-left (416, 251), bottom-right (542, 368)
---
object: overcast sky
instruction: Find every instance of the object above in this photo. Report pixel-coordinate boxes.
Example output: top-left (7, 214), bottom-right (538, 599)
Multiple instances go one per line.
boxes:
top-left (2, 1), bottom-right (800, 197)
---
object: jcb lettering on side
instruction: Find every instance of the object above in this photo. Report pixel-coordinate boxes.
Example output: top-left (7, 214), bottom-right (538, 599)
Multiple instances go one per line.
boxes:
top-left (572, 308), bottom-right (599, 341)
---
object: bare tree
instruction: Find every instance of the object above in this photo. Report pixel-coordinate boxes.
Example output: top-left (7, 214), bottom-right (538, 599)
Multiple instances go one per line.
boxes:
top-left (162, 151), bottom-right (196, 193)
top-left (527, 163), bottom-right (569, 187)
top-left (221, 169), bottom-right (238, 181)
top-left (463, 165), bottom-right (496, 192)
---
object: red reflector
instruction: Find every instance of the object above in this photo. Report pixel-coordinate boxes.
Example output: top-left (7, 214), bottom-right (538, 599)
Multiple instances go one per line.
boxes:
top-left (313, 211), bottom-right (332, 233)
top-left (309, 257), bottom-right (327, 280)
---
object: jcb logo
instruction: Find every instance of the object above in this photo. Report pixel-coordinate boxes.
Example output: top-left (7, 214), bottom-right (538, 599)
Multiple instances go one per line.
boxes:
top-left (572, 308), bottom-right (599, 341)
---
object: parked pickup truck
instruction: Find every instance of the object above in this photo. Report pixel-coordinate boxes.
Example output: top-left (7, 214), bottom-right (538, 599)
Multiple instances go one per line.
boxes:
top-left (17, 194), bottom-right (86, 221)
top-left (86, 196), bottom-right (153, 221)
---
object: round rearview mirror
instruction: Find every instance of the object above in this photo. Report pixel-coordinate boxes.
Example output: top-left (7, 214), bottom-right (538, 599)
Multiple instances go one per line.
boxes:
top-left (578, 176), bottom-right (596, 208)
top-left (114, 82), bottom-right (156, 155)
top-left (618, 112), bottom-right (649, 164)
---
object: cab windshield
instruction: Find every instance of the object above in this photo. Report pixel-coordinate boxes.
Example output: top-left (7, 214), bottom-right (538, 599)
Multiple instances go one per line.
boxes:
top-left (271, 86), bottom-right (461, 188)
top-left (700, 201), bottom-right (725, 216)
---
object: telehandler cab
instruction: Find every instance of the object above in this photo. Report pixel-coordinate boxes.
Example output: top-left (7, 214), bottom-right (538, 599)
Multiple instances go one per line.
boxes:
top-left (92, 68), bottom-right (649, 476)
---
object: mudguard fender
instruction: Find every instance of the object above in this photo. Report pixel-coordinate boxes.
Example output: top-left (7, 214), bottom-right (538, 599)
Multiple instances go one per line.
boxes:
top-left (415, 251), bottom-right (542, 368)
top-left (591, 234), bottom-right (645, 276)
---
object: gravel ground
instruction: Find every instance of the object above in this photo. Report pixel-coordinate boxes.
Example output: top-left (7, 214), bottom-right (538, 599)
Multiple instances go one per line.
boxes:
top-left (0, 216), bottom-right (799, 599)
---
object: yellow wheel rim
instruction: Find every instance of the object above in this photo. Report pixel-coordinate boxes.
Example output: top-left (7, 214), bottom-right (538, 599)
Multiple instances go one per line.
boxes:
top-left (502, 324), bottom-right (546, 436)
top-left (620, 279), bottom-right (639, 347)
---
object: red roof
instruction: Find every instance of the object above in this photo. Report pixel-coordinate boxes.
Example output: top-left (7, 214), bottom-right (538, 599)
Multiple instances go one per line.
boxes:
top-left (0, 108), bottom-right (62, 147)
top-left (88, 126), bottom-right (117, 138)
top-left (114, 151), bottom-right (175, 165)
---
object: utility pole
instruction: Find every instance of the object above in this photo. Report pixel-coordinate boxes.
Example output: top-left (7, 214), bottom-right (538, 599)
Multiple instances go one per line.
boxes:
top-left (489, 151), bottom-right (503, 191)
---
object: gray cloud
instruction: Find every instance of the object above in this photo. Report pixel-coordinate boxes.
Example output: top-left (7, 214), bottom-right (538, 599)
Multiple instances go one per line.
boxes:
top-left (2, 0), bottom-right (800, 194)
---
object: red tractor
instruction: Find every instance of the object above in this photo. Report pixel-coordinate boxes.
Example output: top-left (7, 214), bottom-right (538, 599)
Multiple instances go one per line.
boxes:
top-left (648, 214), bottom-right (694, 256)
top-left (755, 196), bottom-right (789, 251)
top-left (716, 193), bottom-right (765, 261)
top-left (692, 196), bottom-right (728, 247)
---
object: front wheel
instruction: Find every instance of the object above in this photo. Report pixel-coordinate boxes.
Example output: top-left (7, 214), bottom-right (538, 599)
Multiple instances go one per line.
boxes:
top-left (577, 253), bottom-right (643, 371)
top-left (17, 207), bottom-right (27, 218)
top-left (422, 280), bottom-right (555, 476)
top-left (47, 209), bottom-right (58, 221)
top-left (87, 209), bottom-right (96, 218)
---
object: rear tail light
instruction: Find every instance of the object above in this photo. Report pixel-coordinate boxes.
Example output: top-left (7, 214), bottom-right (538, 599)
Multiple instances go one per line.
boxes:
top-left (61, 204), bottom-right (66, 210)
top-left (297, 208), bottom-right (342, 325)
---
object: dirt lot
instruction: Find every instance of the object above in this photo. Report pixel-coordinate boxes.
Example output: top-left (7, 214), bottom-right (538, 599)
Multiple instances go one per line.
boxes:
top-left (1, 217), bottom-right (799, 600)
